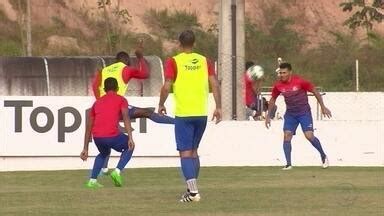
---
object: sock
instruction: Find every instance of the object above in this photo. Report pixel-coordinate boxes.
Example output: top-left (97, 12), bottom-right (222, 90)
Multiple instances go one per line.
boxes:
top-left (181, 157), bottom-right (196, 180)
top-left (186, 178), bottom-right (198, 194)
top-left (193, 157), bottom-right (200, 178)
top-left (114, 168), bottom-right (121, 174)
top-left (89, 178), bottom-right (97, 183)
top-left (101, 168), bottom-right (109, 173)
top-left (116, 149), bottom-right (133, 171)
top-left (310, 137), bottom-right (326, 160)
top-left (283, 141), bottom-right (292, 166)
top-left (102, 155), bottom-right (110, 169)
top-left (149, 113), bottom-right (175, 124)
top-left (91, 154), bottom-right (107, 179)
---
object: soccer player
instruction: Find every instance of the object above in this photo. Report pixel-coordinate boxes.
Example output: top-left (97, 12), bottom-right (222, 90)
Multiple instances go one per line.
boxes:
top-left (92, 41), bottom-right (174, 174)
top-left (244, 61), bottom-right (276, 120)
top-left (265, 62), bottom-right (332, 170)
top-left (81, 77), bottom-right (135, 188)
top-left (158, 30), bottom-right (222, 202)
top-left (92, 41), bottom-right (174, 125)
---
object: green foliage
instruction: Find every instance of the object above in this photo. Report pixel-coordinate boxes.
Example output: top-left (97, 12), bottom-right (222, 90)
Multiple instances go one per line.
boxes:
top-left (0, 39), bottom-right (23, 56)
top-left (340, 0), bottom-right (384, 31)
top-left (144, 9), bottom-right (200, 39)
top-left (118, 33), bottom-right (164, 59)
top-left (245, 17), bottom-right (305, 86)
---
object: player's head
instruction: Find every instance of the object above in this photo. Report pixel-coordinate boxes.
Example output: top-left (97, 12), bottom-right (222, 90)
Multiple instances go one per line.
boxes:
top-left (245, 61), bottom-right (255, 71)
top-left (116, 51), bottom-right (130, 65)
top-left (278, 62), bottom-right (292, 82)
top-left (179, 30), bottom-right (195, 48)
top-left (104, 77), bottom-right (119, 93)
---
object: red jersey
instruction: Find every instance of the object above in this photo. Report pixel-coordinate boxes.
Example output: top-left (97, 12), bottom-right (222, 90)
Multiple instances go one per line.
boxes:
top-left (164, 56), bottom-right (215, 80)
top-left (92, 58), bottom-right (149, 98)
top-left (271, 75), bottom-right (314, 115)
top-left (90, 91), bottom-right (128, 137)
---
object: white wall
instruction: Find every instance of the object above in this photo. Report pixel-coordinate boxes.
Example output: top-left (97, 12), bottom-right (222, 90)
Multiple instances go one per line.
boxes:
top-left (1, 92), bottom-right (383, 171)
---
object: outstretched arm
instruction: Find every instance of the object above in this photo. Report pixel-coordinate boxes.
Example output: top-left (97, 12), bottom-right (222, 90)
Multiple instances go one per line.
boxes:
top-left (209, 75), bottom-right (222, 124)
top-left (92, 71), bottom-right (101, 99)
top-left (311, 88), bottom-right (332, 118)
top-left (158, 79), bottom-right (173, 115)
top-left (122, 39), bottom-right (149, 81)
top-left (121, 108), bottom-right (135, 150)
top-left (265, 97), bottom-right (276, 129)
top-left (80, 112), bottom-right (93, 161)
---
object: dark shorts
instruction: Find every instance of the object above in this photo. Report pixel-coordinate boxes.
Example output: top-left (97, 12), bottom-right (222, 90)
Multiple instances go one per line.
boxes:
top-left (283, 111), bottom-right (313, 135)
top-left (175, 116), bottom-right (207, 151)
top-left (93, 133), bottom-right (129, 156)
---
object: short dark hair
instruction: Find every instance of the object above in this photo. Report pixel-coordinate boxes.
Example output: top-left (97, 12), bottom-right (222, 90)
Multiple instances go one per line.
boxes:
top-left (245, 61), bottom-right (255, 70)
top-left (179, 30), bottom-right (195, 47)
top-left (279, 62), bottom-right (292, 71)
top-left (104, 77), bottom-right (118, 92)
top-left (116, 51), bottom-right (130, 65)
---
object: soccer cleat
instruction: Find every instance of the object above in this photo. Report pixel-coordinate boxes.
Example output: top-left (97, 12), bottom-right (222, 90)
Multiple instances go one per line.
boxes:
top-left (180, 189), bottom-right (190, 199)
top-left (110, 170), bottom-right (123, 187)
top-left (180, 192), bottom-right (201, 203)
top-left (322, 156), bottom-right (329, 169)
top-left (85, 181), bottom-right (104, 189)
top-left (282, 165), bottom-right (292, 170)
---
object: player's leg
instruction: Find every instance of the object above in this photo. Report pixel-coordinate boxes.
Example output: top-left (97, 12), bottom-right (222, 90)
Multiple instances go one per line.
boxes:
top-left (282, 113), bottom-right (299, 169)
top-left (99, 155), bottom-right (110, 176)
top-left (130, 105), bottom-right (175, 124)
top-left (176, 117), bottom-right (201, 202)
top-left (191, 116), bottom-right (208, 179)
top-left (86, 138), bottom-right (111, 188)
top-left (99, 105), bottom-right (137, 175)
top-left (109, 133), bottom-right (134, 187)
top-left (299, 112), bottom-right (328, 168)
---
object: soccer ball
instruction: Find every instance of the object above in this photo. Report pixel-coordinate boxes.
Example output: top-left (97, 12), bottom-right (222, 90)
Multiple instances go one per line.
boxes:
top-left (246, 65), bottom-right (264, 80)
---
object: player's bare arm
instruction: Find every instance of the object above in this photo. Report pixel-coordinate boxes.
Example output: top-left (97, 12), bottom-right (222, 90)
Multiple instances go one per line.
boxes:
top-left (208, 75), bottom-right (222, 124)
top-left (122, 108), bottom-right (135, 151)
top-left (265, 97), bottom-right (276, 129)
top-left (80, 113), bottom-right (94, 161)
top-left (311, 89), bottom-right (332, 118)
top-left (158, 78), bottom-right (173, 115)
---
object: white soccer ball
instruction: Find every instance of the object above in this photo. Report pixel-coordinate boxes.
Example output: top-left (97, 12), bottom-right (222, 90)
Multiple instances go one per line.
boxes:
top-left (246, 65), bottom-right (264, 80)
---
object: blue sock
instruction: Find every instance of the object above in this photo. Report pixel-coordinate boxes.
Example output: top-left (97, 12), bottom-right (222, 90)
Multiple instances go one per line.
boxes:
top-left (149, 113), bottom-right (175, 124)
top-left (193, 157), bottom-right (200, 178)
top-left (103, 155), bottom-right (110, 168)
top-left (116, 149), bottom-right (134, 171)
top-left (283, 141), bottom-right (292, 166)
top-left (181, 157), bottom-right (196, 180)
top-left (91, 154), bottom-right (107, 179)
top-left (310, 137), bottom-right (326, 160)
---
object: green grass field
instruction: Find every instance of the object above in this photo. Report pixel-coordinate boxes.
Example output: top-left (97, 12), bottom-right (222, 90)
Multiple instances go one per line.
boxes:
top-left (0, 167), bottom-right (383, 216)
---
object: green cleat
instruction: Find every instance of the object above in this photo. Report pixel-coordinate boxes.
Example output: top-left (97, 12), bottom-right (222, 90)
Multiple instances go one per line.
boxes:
top-left (85, 181), bottom-right (104, 189)
top-left (110, 170), bottom-right (123, 187)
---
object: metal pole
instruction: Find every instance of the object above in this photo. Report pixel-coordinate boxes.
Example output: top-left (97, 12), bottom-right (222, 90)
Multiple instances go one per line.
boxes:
top-left (231, 1), bottom-right (237, 120)
top-left (235, 0), bottom-right (245, 120)
top-left (356, 59), bottom-right (359, 92)
top-left (218, 0), bottom-right (233, 120)
top-left (26, 0), bottom-right (32, 56)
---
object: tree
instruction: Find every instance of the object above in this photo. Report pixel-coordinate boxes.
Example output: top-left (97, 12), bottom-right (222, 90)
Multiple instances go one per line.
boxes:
top-left (97, 0), bottom-right (132, 54)
top-left (340, 0), bottom-right (384, 32)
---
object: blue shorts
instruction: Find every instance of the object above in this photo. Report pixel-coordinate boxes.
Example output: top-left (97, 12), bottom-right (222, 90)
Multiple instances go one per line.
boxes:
top-left (283, 111), bottom-right (313, 135)
top-left (175, 116), bottom-right (207, 151)
top-left (93, 133), bottom-right (129, 156)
